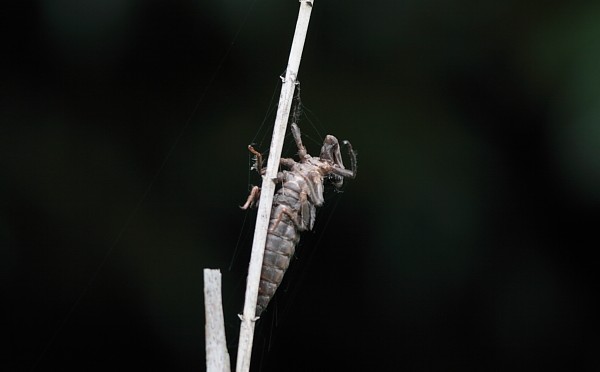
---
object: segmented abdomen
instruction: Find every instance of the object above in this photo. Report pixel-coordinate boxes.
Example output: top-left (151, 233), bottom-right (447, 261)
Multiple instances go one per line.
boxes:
top-left (256, 180), bottom-right (303, 316)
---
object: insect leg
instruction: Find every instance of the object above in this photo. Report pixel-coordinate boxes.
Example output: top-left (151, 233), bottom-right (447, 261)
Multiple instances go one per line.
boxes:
top-left (290, 123), bottom-right (307, 160)
top-left (342, 140), bottom-right (357, 178)
top-left (248, 145), bottom-right (265, 175)
top-left (328, 140), bottom-right (357, 182)
top-left (240, 186), bottom-right (261, 210)
top-left (269, 207), bottom-right (298, 232)
top-left (298, 190), bottom-right (316, 231)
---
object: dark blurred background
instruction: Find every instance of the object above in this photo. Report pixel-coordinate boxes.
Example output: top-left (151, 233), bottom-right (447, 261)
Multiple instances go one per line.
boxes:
top-left (2, 0), bottom-right (599, 371)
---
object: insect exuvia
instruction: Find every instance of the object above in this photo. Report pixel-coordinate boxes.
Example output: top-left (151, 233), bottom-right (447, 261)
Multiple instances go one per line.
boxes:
top-left (240, 123), bottom-right (357, 316)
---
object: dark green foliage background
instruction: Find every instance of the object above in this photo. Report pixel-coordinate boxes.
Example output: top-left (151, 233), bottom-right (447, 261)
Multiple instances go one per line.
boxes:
top-left (2, 1), bottom-right (598, 370)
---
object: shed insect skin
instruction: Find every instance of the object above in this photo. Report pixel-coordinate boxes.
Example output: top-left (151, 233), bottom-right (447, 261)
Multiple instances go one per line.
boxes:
top-left (240, 123), bottom-right (357, 316)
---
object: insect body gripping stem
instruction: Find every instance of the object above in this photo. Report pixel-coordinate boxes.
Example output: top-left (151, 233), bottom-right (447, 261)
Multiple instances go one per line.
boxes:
top-left (241, 123), bottom-right (357, 316)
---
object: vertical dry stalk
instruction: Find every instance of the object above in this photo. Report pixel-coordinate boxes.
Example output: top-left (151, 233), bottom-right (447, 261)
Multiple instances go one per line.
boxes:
top-left (235, 1), bottom-right (315, 371)
top-left (204, 269), bottom-right (231, 372)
